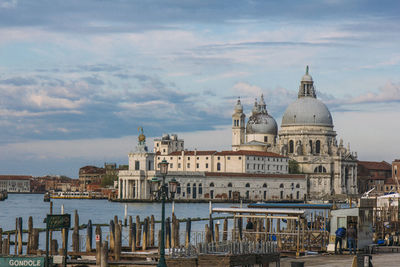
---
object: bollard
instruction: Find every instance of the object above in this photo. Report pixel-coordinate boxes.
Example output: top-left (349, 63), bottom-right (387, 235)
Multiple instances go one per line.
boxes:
top-left (27, 217), bottom-right (33, 254)
top-left (205, 224), bottom-right (212, 243)
top-left (86, 220), bottom-right (93, 252)
top-left (124, 204), bottom-right (128, 226)
top-left (109, 220), bottom-right (115, 252)
top-left (128, 216), bottom-right (133, 248)
top-left (175, 218), bottom-right (180, 247)
top-left (131, 223), bottom-right (136, 252)
top-left (50, 240), bottom-right (58, 255)
top-left (150, 215), bottom-right (155, 247)
top-left (17, 217), bottom-right (23, 255)
top-left (100, 241), bottom-right (109, 267)
top-left (185, 218), bottom-right (191, 247)
top-left (32, 229), bottom-right (39, 251)
top-left (72, 210), bottom-right (80, 252)
top-left (223, 218), bottom-right (228, 241)
top-left (165, 217), bottom-right (171, 249)
top-left (95, 225), bottom-right (102, 266)
top-left (135, 216), bottom-right (141, 248)
top-left (142, 218), bottom-right (148, 251)
top-left (215, 223), bottom-right (220, 243)
top-left (114, 223), bottom-right (121, 261)
top-left (171, 215), bottom-right (176, 248)
top-left (2, 238), bottom-right (8, 255)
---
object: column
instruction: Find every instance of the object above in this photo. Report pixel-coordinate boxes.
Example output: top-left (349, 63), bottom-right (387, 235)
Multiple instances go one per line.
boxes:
top-left (119, 179), bottom-right (123, 199)
top-left (138, 180), bottom-right (141, 199)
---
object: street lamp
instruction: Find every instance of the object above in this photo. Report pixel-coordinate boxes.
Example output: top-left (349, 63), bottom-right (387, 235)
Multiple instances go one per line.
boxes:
top-left (156, 160), bottom-right (169, 267)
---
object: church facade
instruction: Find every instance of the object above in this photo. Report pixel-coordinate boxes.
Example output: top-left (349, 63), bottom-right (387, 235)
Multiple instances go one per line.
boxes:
top-left (118, 67), bottom-right (358, 201)
top-left (231, 67), bottom-right (358, 198)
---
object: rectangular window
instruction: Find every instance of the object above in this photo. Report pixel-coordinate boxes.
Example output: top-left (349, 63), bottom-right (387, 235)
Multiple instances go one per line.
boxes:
top-left (188, 157), bottom-right (190, 160)
top-left (253, 164), bottom-right (256, 169)
top-left (206, 157), bottom-right (208, 160)
top-left (170, 163), bottom-right (173, 168)
top-left (217, 157), bottom-right (220, 160)
top-left (196, 163), bottom-right (199, 168)
top-left (197, 157), bottom-right (199, 160)
top-left (239, 157), bottom-right (241, 160)
top-left (227, 157), bottom-right (230, 160)
top-left (264, 136), bottom-right (268, 142)
top-left (187, 163), bottom-right (190, 168)
top-left (206, 163), bottom-right (209, 168)
top-left (178, 163), bottom-right (181, 168)
top-left (247, 164), bottom-right (249, 169)
top-left (135, 161), bottom-right (140, 170)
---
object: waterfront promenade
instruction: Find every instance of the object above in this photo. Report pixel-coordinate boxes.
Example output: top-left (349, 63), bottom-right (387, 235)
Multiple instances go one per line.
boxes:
top-left (281, 253), bottom-right (400, 266)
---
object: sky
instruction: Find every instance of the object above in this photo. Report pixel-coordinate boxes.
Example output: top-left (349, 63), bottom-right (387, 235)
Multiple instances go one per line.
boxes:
top-left (0, 0), bottom-right (399, 177)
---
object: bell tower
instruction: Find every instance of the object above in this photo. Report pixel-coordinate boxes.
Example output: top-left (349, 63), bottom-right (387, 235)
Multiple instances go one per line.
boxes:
top-left (232, 98), bottom-right (245, 151)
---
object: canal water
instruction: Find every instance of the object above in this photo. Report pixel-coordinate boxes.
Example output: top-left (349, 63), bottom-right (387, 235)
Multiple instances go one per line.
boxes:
top-left (0, 194), bottom-right (236, 231)
top-left (0, 194), bottom-right (238, 251)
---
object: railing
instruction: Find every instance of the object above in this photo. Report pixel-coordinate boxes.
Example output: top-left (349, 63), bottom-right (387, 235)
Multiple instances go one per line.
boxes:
top-left (169, 240), bottom-right (278, 258)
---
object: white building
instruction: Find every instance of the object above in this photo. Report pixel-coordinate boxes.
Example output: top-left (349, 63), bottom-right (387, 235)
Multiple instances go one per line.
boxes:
top-left (0, 175), bottom-right (31, 193)
top-left (118, 67), bottom-right (357, 200)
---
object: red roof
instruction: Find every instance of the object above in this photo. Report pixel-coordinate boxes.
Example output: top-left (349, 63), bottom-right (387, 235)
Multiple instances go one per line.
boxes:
top-left (0, 175), bottom-right (32, 180)
top-left (205, 172), bottom-right (304, 179)
top-left (358, 161), bottom-right (392, 171)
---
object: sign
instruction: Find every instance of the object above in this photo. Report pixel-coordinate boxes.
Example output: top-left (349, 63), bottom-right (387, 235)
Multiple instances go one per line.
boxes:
top-left (0, 256), bottom-right (45, 267)
top-left (46, 214), bottom-right (71, 230)
top-left (96, 234), bottom-right (100, 242)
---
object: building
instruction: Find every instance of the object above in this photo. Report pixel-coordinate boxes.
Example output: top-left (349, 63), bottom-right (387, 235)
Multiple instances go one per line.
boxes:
top-left (357, 161), bottom-right (392, 195)
top-left (118, 131), bottom-right (307, 201)
top-left (0, 175), bottom-right (31, 193)
top-left (79, 165), bottom-right (106, 190)
top-left (231, 66), bottom-right (358, 198)
top-left (118, 67), bottom-right (357, 200)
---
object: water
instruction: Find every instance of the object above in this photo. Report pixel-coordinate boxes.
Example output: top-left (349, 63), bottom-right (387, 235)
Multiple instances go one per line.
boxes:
top-left (0, 194), bottom-right (235, 231)
top-left (1, 194), bottom-right (240, 251)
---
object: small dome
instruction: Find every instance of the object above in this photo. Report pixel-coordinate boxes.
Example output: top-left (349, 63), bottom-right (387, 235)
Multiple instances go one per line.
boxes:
top-left (234, 98), bottom-right (243, 113)
top-left (301, 73), bottom-right (313, 82)
top-left (281, 97), bottom-right (333, 127)
top-left (246, 113), bottom-right (278, 135)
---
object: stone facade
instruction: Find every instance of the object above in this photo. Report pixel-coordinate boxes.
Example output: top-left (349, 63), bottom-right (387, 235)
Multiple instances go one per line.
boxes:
top-left (118, 67), bottom-right (358, 200)
top-left (0, 175), bottom-right (31, 193)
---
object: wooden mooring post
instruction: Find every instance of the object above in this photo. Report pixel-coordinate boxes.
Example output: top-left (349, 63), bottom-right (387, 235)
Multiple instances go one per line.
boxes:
top-left (114, 223), bottom-right (121, 261)
top-left (131, 222), bottom-right (136, 252)
top-left (135, 216), bottom-right (141, 248)
top-left (100, 241), bottom-right (109, 267)
top-left (86, 220), bottom-right (93, 252)
top-left (0, 228), bottom-right (2, 255)
top-left (150, 215), bottom-right (155, 247)
top-left (95, 225), bottom-right (102, 266)
top-left (185, 218), bottom-right (191, 247)
top-left (223, 218), bottom-right (228, 241)
top-left (109, 220), bottom-right (115, 252)
top-left (128, 216), bottom-right (133, 248)
top-left (72, 210), bottom-right (79, 252)
top-left (17, 217), bottom-right (23, 255)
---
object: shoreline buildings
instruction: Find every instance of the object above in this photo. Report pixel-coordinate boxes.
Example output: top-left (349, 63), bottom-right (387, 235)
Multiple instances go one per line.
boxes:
top-left (118, 67), bottom-right (358, 201)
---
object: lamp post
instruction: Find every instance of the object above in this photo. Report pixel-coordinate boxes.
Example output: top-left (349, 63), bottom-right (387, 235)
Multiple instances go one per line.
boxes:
top-left (151, 160), bottom-right (178, 267)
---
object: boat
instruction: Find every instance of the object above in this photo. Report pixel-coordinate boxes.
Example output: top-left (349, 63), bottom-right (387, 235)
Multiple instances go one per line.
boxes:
top-left (50, 191), bottom-right (91, 199)
top-left (0, 190), bottom-right (8, 201)
top-left (43, 192), bottom-right (50, 202)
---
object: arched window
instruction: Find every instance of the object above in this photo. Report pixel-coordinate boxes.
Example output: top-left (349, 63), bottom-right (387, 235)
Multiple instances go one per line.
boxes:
top-left (245, 183), bottom-right (250, 188)
top-left (309, 140), bottom-right (313, 154)
top-left (177, 183), bottom-right (181, 194)
top-left (316, 140), bottom-right (321, 154)
top-left (217, 162), bottom-right (221, 171)
top-left (228, 183), bottom-right (232, 187)
top-left (198, 183), bottom-right (202, 194)
top-left (289, 140), bottom-right (294, 153)
top-left (296, 183), bottom-right (300, 188)
top-left (263, 183), bottom-right (267, 188)
top-left (314, 165), bottom-right (327, 173)
top-left (296, 191), bottom-right (300, 199)
top-left (280, 191), bottom-right (283, 199)
top-left (209, 182), bottom-right (214, 187)
top-left (187, 183), bottom-right (191, 194)
top-left (280, 183), bottom-right (284, 188)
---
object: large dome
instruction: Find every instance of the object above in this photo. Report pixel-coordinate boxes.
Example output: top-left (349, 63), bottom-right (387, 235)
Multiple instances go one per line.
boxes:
top-left (247, 113), bottom-right (278, 135)
top-left (281, 96), bottom-right (333, 127)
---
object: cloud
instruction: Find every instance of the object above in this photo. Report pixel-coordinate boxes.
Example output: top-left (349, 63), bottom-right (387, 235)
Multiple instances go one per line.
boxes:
top-left (0, 77), bottom-right (36, 86)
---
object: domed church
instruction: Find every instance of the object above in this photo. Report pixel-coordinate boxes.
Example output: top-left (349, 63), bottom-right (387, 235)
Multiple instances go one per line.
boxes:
top-left (232, 66), bottom-right (358, 198)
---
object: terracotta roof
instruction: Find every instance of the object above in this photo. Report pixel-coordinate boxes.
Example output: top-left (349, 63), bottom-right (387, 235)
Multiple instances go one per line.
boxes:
top-left (205, 172), bottom-right (304, 179)
top-left (168, 150), bottom-right (217, 156)
top-left (79, 165), bottom-right (105, 174)
top-left (215, 150), bottom-right (286, 158)
top-left (0, 175), bottom-right (32, 180)
top-left (358, 161), bottom-right (392, 171)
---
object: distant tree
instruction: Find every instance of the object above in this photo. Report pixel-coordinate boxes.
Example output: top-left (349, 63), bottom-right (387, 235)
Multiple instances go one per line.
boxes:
top-left (289, 159), bottom-right (301, 174)
top-left (101, 174), bottom-right (117, 187)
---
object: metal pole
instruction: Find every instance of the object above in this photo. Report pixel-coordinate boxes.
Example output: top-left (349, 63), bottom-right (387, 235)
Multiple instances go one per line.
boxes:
top-left (158, 174), bottom-right (167, 267)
